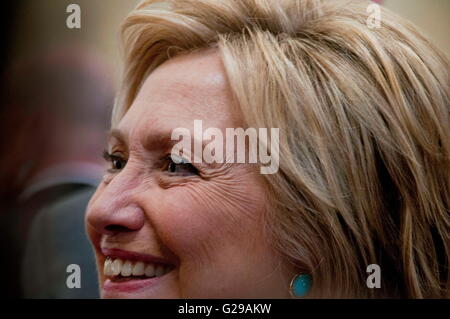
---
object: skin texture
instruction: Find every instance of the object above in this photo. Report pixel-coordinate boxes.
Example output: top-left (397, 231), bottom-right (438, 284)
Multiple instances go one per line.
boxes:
top-left (85, 50), bottom-right (292, 298)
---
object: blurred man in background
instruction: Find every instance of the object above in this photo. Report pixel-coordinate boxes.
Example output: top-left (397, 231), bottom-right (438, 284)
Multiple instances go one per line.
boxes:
top-left (0, 46), bottom-right (113, 298)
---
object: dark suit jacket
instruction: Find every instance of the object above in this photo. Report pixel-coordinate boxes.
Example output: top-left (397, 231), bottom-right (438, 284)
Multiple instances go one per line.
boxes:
top-left (21, 187), bottom-right (99, 298)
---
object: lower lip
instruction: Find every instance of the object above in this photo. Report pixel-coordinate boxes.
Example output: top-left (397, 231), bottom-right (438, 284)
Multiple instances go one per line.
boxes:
top-left (102, 276), bottom-right (163, 293)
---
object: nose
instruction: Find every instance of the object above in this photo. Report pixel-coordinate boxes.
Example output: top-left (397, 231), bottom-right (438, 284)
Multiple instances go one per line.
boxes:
top-left (86, 191), bottom-right (145, 236)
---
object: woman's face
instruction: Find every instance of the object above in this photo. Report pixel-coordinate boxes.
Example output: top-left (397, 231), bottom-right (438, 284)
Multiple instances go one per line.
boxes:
top-left (86, 50), bottom-right (291, 298)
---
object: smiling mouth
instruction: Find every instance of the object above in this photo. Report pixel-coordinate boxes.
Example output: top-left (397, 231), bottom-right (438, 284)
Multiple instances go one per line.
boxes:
top-left (102, 249), bottom-right (175, 283)
top-left (104, 257), bottom-right (173, 282)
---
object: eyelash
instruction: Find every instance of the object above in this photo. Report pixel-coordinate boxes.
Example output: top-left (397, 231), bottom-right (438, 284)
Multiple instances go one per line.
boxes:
top-left (163, 154), bottom-right (199, 176)
top-left (102, 151), bottom-right (199, 176)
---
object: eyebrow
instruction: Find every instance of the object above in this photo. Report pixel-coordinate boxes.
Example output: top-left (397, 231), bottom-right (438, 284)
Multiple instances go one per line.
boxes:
top-left (143, 130), bottom-right (178, 151)
top-left (107, 127), bottom-right (182, 152)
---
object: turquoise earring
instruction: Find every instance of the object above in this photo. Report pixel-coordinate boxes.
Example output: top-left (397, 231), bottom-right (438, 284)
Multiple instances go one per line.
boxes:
top-left (290, 274), bottom-right (312, 298)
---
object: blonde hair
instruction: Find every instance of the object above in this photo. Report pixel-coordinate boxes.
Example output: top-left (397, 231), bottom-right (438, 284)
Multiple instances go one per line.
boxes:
top-left (115, 0), bottom-right (450, 298)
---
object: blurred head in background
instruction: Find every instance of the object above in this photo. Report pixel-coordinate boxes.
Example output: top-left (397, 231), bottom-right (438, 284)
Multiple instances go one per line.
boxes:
top-left (0, 45), bottom-right (113, 203)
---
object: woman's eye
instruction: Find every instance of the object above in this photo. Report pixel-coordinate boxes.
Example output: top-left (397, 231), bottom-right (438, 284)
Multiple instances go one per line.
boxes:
top-left (103, 151), bottom-right (127, 172)
top-left (111, 156), bottom-right (126, 170)
top-left (165, 155), bottom-right (198, 176)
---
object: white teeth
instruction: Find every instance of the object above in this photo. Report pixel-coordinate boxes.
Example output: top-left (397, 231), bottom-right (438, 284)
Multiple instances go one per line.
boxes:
top-left (144, 264), bottom-right (155, 277)
top-left (155, 265), bottom-right (165, 277)
top-left (111, 258), bottom-right (123, 276)
top-left (133, 261), bottom-right (145, 276)
top-left (121, 260), bottom-right (133, 277)
top-left (104, 258), bottom-right (113, 276)
top-left (103, 257), bottom-right (170, 278)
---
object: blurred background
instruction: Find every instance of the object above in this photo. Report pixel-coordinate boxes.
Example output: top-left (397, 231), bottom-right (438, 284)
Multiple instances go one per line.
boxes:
top-left (0, 0), bottom-right (448, 299)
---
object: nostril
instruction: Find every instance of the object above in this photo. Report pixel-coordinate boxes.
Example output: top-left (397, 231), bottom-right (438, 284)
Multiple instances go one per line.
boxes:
top-left (104, 224), bottom-right (131, 233)
top-left (88, 203), bottom-right (145, 234)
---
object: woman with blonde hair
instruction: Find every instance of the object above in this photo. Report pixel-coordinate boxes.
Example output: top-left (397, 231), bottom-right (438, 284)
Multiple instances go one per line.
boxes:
top-left (86, 0), bottom-right (449, 298)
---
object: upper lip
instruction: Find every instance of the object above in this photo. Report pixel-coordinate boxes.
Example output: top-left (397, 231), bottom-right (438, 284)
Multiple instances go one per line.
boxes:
top-left (101, 247), bottom-right (176, 266)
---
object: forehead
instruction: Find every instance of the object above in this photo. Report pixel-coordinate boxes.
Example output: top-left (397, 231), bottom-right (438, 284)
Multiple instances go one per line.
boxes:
top-left (117, 50), bottom-right (241, 139)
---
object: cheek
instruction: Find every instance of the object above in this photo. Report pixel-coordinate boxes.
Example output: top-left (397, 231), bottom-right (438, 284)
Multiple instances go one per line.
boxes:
top-left (155, 172), bottom-right (267, 264)
top-left (151, 172), bottom-right (285, 297)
